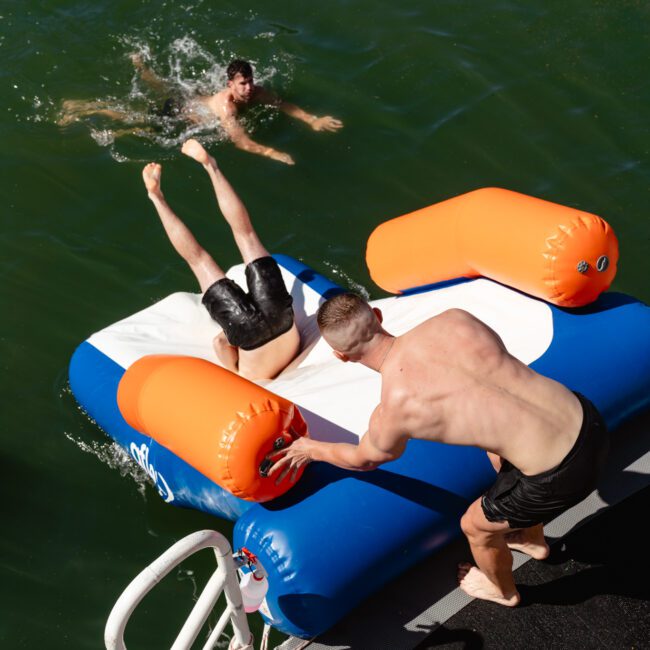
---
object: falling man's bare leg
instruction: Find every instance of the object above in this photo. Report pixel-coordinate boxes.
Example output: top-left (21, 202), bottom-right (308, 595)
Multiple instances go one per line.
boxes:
top-left (181, 138), bottom-right (268, 264)
top-left (142, 162), bottom-right (225, 292)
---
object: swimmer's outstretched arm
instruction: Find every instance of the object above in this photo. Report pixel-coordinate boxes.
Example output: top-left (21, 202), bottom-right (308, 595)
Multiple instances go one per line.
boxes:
top-left (279, 102), bottom-right (344, 132)
top-left (221, 107), bottom-right (295, 165)
top-left (256, 87), bottom-right (344, 132)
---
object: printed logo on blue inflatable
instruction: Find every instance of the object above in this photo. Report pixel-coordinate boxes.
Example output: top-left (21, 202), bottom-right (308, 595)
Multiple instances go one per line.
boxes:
top-left (130, 442), bottom-right (175, 503)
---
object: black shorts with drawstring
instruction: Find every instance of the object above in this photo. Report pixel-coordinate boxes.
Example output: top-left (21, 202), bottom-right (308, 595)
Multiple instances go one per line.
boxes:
top-left (201, 256), bottom-right (294, 351)
top-left (481, 392), bottom-right (609, 529)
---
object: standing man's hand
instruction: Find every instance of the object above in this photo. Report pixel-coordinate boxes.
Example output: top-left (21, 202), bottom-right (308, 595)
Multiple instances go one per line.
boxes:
top-left (310, 115), bottom-right (344, 132)
top-left (268, 436), bottom-right (314, 484)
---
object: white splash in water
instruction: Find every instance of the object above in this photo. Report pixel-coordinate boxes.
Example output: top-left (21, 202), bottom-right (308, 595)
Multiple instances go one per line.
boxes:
top-left (109, 149), bottom-right (131, 163)
top-left (90, 129), bottom-right (116, 146)
top-left (64, 431), bottom-right (151, 500)
top-left (322, 261), bottom-right (370, 298)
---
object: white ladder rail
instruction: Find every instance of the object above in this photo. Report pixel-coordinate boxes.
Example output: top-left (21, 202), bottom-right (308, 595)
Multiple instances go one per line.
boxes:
top-left (203, 604), bottom-right (238, 649)
top-left (105, 530), bottom-right (252, 650)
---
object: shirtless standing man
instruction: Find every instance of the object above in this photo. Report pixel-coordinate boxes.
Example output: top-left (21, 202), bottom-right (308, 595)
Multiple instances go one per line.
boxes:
top-left (142, 138), bottom-right (300, 380)
top-left (60, 57), bottom-right (343, 165)
top-left (269, 293), bottom-right (609, 606)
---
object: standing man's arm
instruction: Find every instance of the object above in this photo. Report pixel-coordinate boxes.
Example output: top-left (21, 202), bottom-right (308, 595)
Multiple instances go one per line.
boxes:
top-left (221, 105), bottom-right (295, 165)
top-left (268, 405), bottom-right (407, 481)
top-left (256, 87), bottom-right (344, 132)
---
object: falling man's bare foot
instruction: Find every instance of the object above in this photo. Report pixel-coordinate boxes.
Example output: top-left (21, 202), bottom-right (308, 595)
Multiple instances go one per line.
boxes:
top-left (142, 162), bottom-right (163, 199)
top-left (505, 527), bottom-right (550, 560)
top-left (181, 138), bottom-right (216, 168)
top-left (458, 563), bottom-right (520, 607)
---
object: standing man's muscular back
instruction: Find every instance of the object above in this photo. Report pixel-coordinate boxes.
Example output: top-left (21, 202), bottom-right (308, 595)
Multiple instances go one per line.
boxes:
top-left (374, 309), bottom-right (584, 476)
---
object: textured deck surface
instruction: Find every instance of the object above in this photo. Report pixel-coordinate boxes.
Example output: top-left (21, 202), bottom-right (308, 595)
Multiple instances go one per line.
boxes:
top-left (418, 482), bottom-right (650, 649)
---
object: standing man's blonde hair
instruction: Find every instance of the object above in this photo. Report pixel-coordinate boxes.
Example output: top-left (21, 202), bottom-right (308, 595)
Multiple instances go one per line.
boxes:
top-left (317, 293), bottom-right (382, 356)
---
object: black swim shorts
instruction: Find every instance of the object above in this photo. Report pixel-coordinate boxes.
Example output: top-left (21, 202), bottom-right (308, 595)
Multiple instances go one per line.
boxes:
top-left (156, 96), bottom-right (183, 119)
top-left (201, 256), bottom-right (294, 351)
top-left (481, 392), bottom-right (609, 529)
top-left (147, 97), bottom-right (185, 134)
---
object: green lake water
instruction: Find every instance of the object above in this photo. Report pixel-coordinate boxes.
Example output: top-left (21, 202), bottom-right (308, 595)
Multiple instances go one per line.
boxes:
top-left (1, 1), bottom-right (649, 647)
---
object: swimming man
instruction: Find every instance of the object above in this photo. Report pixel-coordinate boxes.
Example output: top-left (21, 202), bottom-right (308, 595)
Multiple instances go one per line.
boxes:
top-left (192, 59), bottom-right (343, 165)
top-left (142, 138), bottom-right (300, 380)
top-left (269, 293), bottom-right (609, 606)
top-left (60, 57), bottom-right (343, 165)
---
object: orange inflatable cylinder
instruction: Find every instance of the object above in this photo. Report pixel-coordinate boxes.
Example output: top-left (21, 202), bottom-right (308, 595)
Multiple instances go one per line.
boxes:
top-left (366, 187), bottom-right (619, 307)
top-left (117, 355), bottom-right (308, 502)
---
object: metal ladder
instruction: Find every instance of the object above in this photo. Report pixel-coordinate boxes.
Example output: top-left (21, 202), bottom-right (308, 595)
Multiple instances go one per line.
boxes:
top-left (105, 530), bottom-right (255, 650)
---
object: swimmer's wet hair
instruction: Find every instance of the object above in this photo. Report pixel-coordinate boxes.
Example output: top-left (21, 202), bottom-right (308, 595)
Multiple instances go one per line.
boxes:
top-left (317, 292), bottom-right (373, 332)
top-left (227, 59), bottom-right (253, 80)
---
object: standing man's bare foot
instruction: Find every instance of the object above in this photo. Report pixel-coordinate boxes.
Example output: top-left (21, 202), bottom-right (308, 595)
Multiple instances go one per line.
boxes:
top-left (142, 162), bottom-right (163, 198)
top-left (181, 138), bottom-right (216, 168)
top-left (457, 563), bottom-right (520, 607)
top-left (505, 528), bottom-right (550, 560)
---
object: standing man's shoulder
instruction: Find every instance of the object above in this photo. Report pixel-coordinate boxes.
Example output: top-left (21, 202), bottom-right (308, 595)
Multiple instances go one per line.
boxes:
top-left (436, 308), bottom-right (474, 324)
top-left (418, 308), bottom-right (474, 334)
top-left (379, 376), bottom-right (411, 421)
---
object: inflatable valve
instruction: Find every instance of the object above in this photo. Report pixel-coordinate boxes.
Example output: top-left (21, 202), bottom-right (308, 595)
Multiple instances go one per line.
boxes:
top-left (258, 435), bottom-right (290, 478)
top-left (117, 354), bottom-right (309, 502)
top-left (366, 187), bottom-right (619, 307)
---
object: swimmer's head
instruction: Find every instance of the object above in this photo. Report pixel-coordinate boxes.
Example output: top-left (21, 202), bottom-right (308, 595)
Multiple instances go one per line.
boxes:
top-left (227, 59), bottom-right (254, 103)
top-left (317, 292), bottom-right (384, 362)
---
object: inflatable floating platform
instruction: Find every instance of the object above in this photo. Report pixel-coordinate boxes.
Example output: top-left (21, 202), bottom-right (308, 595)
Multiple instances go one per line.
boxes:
top-left (69, 189), bottom-right (650, 638)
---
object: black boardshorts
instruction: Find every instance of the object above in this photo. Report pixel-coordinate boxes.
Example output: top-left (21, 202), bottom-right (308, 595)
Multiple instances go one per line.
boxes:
top-left (154, 96), bottom-right (184, 119)
top-left (481, 392), bottom-right (609, 530)
top-left (201, 256), bottom-right (294, 351)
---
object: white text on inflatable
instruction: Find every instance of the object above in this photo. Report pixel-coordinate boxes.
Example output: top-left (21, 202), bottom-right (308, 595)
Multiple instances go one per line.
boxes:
top-left (130, 442), bottom-right (175, 503)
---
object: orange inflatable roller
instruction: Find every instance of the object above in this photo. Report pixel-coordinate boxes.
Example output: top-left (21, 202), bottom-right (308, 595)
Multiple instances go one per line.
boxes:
top-left (117, 355), bottom-right (308, 502)
top-left (366, 187), bottom-right (619, 307)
